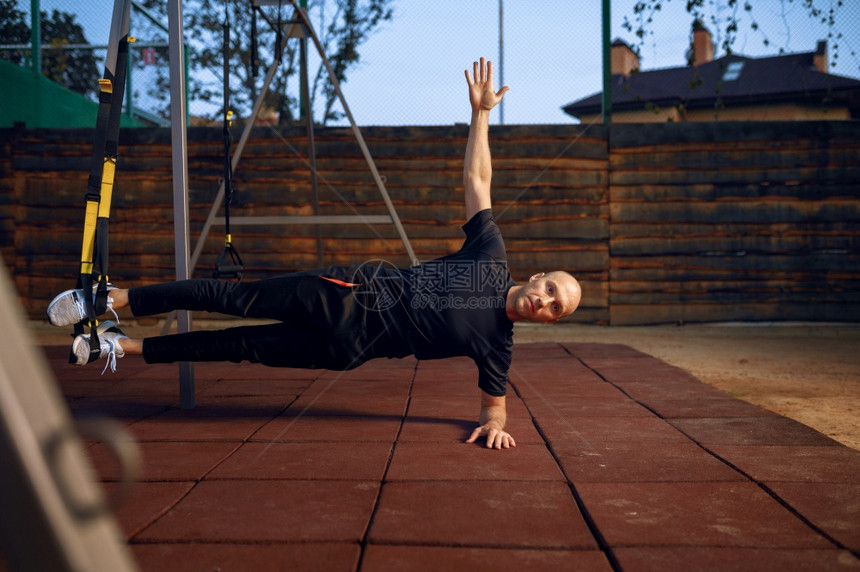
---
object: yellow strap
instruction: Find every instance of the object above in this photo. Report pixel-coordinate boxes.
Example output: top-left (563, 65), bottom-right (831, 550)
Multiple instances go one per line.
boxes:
top-left (98, 157), bottom-right (116, 218)
top-left (79, 200), bottom-right (99, 275)
top-left (98, 79), bottom-right (112, 94)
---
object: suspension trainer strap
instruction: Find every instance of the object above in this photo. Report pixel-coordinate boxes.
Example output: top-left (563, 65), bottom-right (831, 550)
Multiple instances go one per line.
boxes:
top-left (214, 3), bottom-right (243, 280)
top-left (71, 32), bottom-right (133, 363)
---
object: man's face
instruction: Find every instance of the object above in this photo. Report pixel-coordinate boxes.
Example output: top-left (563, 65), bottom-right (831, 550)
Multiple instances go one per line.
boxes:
top-left (511, 271), bottom-right (581, 323)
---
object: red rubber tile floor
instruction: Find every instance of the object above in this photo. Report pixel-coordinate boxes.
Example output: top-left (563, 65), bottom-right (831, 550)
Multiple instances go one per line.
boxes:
top-left (40, 342), bottom-right (860, 571)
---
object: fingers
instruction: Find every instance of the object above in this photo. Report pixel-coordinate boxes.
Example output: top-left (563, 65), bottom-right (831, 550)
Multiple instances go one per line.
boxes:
top-left (466, 58), bottom-right (493, 85)
top-left (465, 426), bottom-right (483, 444)
top-left (465, 425), bottom-right (517, 449)
top-left (485, 429), bottom-right (516, 449)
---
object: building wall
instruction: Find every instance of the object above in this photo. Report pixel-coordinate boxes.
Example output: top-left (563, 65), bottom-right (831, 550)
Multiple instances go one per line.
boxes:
top-left (1, 121), bottom-right (858, 325)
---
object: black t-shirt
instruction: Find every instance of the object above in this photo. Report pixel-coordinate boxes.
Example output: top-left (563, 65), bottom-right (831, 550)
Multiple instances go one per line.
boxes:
top-left (357, 209), bottom-right (515, 396)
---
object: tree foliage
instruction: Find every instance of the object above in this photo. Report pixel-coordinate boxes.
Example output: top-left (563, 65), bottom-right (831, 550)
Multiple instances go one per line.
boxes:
top-left (0, 0), bottom-right (30, 65)
top-left (41, 10), bottom-right (100, 98)
top-left (133, 0), bottom-right (393, 125)
top-left (0, 2), bottom-right (99, 98)
top-left (621, 0), bottom-right (850, 71)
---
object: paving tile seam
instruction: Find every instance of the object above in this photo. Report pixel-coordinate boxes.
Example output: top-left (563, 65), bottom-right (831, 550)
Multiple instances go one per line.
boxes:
top-left (359, 540), bottom-right (604, 551)
top-left (566, 478), bottom-right (761, 485)
top-left (378, 478), bottom-right (568, 483)
top-left (246, 438), bottom-right (402, 444)
top-left (187, 440), bottom-right (246, 483)
top-left (510, 385), bottom-right (624, 572)
top-left (195, 477), bottom-right (389, 483)
top-left (594, 541), bottom-right (856, 550)
top-left (125, 437), bottom-right (249, 443)
top-left (695, 445), bottom-right (857, 486)
top-left (355, 361), bottom-right (419, 571)
top-left (577, 364), bottom-right (859, 555)
top-left (693, 446), bottom-right (860, 557)
top-left (576, 362), bottom-right (775, 475)
top-left (508, 388), bottom-right (604, 457)
top-left (128, 539), bottom-right (363, 547)
top-left (123, 395), bottom-right (288, 543)
top-left (126, 481), bottom-right (198, 541)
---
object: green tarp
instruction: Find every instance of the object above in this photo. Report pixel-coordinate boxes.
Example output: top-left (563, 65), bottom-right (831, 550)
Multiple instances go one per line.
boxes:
top-left (0, 58), bottom-right (144, 129)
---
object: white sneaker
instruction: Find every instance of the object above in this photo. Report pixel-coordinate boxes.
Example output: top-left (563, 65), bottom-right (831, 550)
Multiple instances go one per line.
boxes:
top-left (71, 321), bottom-right (128, 373)
top-left (47, 283), bottom-right (118, 327)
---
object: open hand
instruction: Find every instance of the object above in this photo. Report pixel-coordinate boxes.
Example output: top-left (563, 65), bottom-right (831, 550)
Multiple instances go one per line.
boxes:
top-left (465, 57), bottom-right (509, 112)
top-left (466, 422), bottom-right (517, 450)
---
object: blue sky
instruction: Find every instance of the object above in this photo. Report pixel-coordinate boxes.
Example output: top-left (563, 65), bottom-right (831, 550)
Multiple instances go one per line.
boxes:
top-left (30, 0), bottom-right (860, 125)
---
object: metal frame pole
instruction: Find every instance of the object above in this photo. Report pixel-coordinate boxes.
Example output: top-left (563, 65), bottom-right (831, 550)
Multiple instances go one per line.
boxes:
top-left (602, 0), bottom-right (612, 124)
top-left (30, 0), bottom-right (41, 74)
top-left (167, 0), bottom-right (195, 409)
top-left (498, 0), bottom-right (504, 125)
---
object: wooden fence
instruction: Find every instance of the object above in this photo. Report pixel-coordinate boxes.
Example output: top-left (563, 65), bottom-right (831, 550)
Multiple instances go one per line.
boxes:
top-left (1, 121), bottom-right (858, 325)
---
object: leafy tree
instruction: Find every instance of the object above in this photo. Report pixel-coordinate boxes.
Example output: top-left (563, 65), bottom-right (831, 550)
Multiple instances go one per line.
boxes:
top-left (133, 0), bottom-right (393, 125)
top-left (40, 9), bottom-right (100, 99)
top-left (616, 0), bottom-right (854, 120)
top-left (622, 0), bottom-right (851, 71)
top-left (0, 4), bottom-right (99, 99)
top-left (0, 0), bottom-right (30, 66)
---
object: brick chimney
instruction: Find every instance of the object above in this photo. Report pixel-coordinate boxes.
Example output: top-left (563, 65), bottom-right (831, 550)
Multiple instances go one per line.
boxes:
top-left (611, 39), bottom-right (640, 76)
top-left (689, 20), bottom-right (714, 66)
top-left (814, 40), bottom-right (828, 73)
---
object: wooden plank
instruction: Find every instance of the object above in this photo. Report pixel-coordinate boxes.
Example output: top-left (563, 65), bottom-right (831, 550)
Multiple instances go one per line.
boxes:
top-left (610, 146), bottom-right (860, 171)
top-left (610, 251), bottom-right (859, 272)
top-left (610, 182), bottom-right (860, 202)
top-left (610, 302), bottom-right (860, 326)
top-left (608, 120), bottom-right (860, 148)
top-left (612, 221), bottom-right (860, 238)
top-left (610, 232), bottom-right (859, 256)
top-left (610, 280), bottom-right (860, 304)
top-left (609, 200), bottom-right (860, 224)
top-left (609, 165), bottom-right (860, 186)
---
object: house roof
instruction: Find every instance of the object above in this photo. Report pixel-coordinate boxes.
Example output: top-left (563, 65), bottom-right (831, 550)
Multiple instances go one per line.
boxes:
top-left (563, 47), bottom-right (860, 119)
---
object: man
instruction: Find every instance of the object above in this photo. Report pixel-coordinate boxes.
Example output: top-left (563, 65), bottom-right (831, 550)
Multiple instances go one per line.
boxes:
top-left (48, 58), bottom-right (582, 449)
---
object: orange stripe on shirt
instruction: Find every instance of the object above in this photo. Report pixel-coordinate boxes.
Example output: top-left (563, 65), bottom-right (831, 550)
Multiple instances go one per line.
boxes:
top-left (319, 275), bottom-right (361, 288)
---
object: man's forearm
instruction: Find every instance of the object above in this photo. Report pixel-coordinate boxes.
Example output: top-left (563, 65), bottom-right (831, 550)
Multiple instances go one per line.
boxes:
top-left (480, 403), bottom-right (507, 430)
top-left (479, 392), bottom-right (507, 429)
top-left (465, 108), bottom-right (491, 184)
top-left (463, 108), bottom-right (493, 218)
top-left (467, 391), bottom-right (516, 449)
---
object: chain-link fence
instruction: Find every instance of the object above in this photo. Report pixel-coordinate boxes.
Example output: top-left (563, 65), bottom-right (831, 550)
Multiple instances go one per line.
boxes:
top-left (3, 0), bottom-right (858, 127)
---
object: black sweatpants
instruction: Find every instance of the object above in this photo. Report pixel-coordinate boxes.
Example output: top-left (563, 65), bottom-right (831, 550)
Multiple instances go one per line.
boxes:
top-left (130, 268), bottom-right (388, 370)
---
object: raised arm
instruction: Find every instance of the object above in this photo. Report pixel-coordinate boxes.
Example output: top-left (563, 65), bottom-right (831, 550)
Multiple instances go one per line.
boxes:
top-left (463, 58), bottom-right (509, 220)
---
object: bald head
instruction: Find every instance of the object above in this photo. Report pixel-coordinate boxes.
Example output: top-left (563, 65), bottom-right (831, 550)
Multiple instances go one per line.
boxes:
top-left (544, 271), bottom-right (581, 319)
top-left (506, 270), bottom-right (582, 323)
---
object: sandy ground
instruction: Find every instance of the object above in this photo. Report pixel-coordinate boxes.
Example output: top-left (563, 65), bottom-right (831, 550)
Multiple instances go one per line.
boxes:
top-left (31, 320), bottom-right (860, 451)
